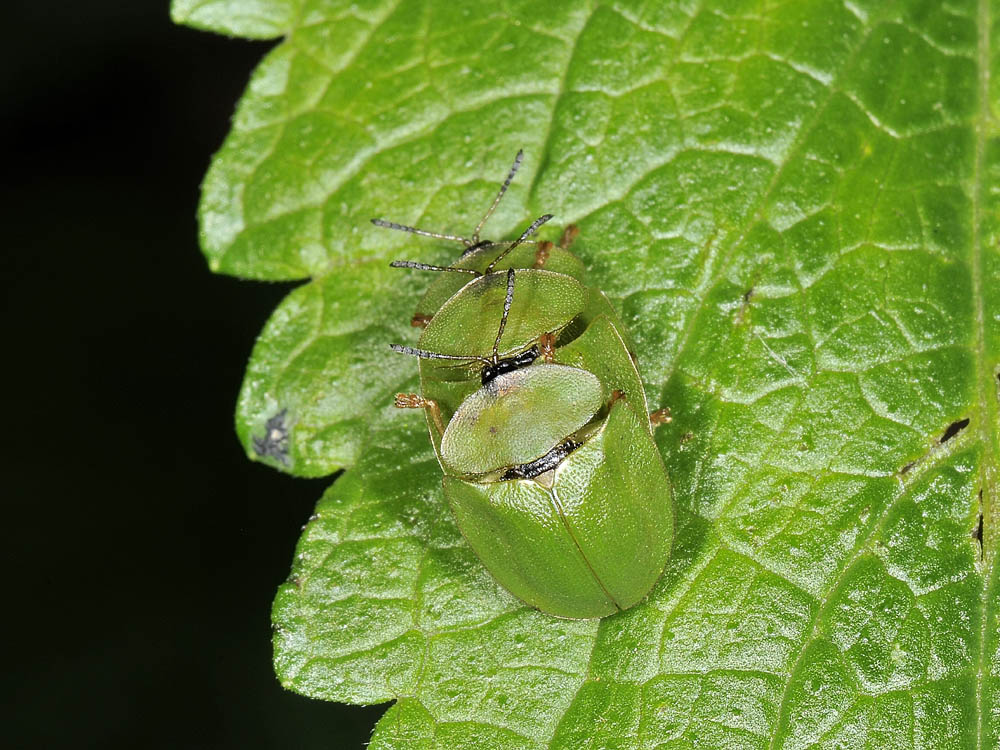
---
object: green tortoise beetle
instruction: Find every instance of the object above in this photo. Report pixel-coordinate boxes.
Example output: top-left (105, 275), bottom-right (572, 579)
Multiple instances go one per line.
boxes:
top-left (373, 152), bottom-right (673, 619)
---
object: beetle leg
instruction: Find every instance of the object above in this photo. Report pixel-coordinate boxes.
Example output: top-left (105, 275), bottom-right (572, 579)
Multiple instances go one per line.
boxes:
top-left (649, 407), bottom-right (672, 428)
top-left (410, 313), bottom-right (432, 328)
top-left (533, 240), bottom-right (553, 268)
top-left (558, 224), bottom-right (580, 250)
top-left (608, 389), bottom-right (672, 428)
top-left (394, 393), bottom-right (446, 437)
top-left (539, 332), bottom-right (557, 362)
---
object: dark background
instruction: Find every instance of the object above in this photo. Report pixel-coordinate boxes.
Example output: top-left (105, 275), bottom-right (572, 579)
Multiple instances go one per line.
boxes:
top-left (5, 2), bottom-right (385, 746)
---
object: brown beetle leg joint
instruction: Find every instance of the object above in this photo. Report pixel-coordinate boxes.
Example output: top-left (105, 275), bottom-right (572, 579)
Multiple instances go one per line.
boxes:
top-left (534, 241), bottom-right (552, 269)
top-left (539, 332), bottom-right (557, 363)
top-left (649, 407), bottom-right (672, 428)
top-left (559, 224), bottom-right (580, 250)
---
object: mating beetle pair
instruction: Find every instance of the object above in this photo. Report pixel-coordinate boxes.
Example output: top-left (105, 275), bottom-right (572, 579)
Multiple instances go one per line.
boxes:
top-left (373, 152), bottom-right (673, 619)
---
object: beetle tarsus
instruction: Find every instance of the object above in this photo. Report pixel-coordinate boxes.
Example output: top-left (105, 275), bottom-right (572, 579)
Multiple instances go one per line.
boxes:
top-left (534, 241), bottom-right (552, 268)
top-left (559, 224), bottom-right (580, 250)
top-left (394, 392), bottom-right (423, 409)
top-left (649, 407), bottom-right (672, 427)
top-left (395, 393), bottom-right (445, 437)
top-left (539, 332), bottom-right (556, 363)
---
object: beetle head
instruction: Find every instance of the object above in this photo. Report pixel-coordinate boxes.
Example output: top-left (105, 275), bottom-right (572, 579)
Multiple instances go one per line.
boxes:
top-left (390, 268), bottom-right (540, 383)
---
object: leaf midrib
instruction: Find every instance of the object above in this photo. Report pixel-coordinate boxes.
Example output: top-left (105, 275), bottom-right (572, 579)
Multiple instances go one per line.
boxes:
top-left (972, 0), bottom-right (997, 748)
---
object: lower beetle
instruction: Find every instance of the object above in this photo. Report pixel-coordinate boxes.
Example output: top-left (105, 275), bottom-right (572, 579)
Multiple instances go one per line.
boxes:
top-left (374, 153), bottom-right (673, 618)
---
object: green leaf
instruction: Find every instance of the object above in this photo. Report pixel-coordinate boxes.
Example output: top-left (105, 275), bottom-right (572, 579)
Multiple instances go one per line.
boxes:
top-left (177, 0), bottom-right (1000, 747)
top-left (170, 0), bottom-right (297, 38)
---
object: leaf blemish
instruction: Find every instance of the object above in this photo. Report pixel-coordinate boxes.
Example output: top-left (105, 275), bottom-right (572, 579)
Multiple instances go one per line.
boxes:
top-left (734, 287), bottom-right (754, 325)
top-left (253, 408), bottom-right (291, 465)
top-left (939, 417), bottom-right (969, 443)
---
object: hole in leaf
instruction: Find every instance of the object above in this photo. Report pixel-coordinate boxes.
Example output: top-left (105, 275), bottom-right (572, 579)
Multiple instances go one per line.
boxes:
top-left (940, 418), bottom-right (969, 443)
top-left (973, 489), bottom-right (984, 560)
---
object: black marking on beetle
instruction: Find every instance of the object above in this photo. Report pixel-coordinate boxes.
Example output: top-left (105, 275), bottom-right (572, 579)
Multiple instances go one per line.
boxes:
top-left (502, 439), bottom-right (582, 480)
top-left (253, 408), bottom-right (290, 465)
top-left (482, 346), bottom-right (539, 386)
top-left (940, 417), bottom-right (969, 443)
top-left (899, 460), bottom-right (916, 475)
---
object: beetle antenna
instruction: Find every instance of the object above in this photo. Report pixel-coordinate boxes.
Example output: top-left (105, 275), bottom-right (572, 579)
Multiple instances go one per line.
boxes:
top-left (491, 268), bottom-right (517, 362)
top-left (389, 260), bottom-right (481, 276)
top-left (472, 149), bottom-right (523, 243)
top-left (389, 344), bottom-right (489, 364)
top-left (371, 218), bottom-right (471, 247)
top-left (484, 214), bottom-right (553, 274)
